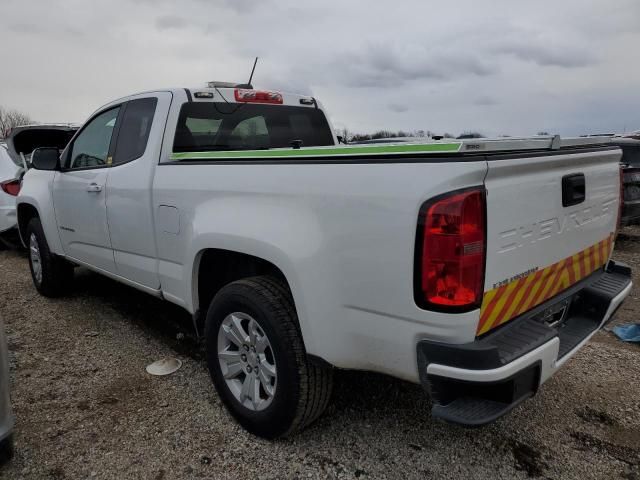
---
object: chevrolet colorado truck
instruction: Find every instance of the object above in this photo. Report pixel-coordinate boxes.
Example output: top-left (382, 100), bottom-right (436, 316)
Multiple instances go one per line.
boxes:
top-left (16, 84), bottom-right (631, 438)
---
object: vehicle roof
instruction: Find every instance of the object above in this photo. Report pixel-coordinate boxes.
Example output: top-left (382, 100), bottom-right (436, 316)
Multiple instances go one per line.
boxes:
top-left (108, 86), bottom-right (319, 110)
top-left (611, 138), bottom-right (640, 146)
top-left (8, 123), bottom-right (79, 132)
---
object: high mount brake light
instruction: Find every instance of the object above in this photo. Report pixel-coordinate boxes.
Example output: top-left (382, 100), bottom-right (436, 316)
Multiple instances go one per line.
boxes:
top-left (415, 188), bottom-right (486, 311)
top-left (0, 179), bottom-right (20, 197)
top-left (234, 89), bottom-right (283, 104)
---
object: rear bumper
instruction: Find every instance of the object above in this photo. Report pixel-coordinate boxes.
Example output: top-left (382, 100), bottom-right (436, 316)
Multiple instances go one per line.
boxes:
top-left (0, 205), bottom-right (17, 233)
top-left (417, 260), bottom-right (632, 426)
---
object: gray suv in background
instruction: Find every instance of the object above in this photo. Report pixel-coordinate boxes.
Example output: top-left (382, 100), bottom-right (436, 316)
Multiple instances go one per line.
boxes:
top-left (614, 139), bottom-right (640, 226)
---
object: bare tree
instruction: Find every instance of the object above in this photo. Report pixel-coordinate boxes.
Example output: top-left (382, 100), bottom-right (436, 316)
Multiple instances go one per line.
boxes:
top-left (0, 106), bottom-right (34, 139)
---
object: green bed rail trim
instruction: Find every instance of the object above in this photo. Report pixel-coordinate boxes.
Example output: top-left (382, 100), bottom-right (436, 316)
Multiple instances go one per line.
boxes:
top-left (169, 142), bottom-right (462, 160)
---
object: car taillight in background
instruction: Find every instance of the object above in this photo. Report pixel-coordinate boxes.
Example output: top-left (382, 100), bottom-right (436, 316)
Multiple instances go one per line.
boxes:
top-left (234, 89), bottom-right (283, 104)
top-left (0, 179), bottom-right (20, 197)
top-left (415, 187), bottom-right (486, 311)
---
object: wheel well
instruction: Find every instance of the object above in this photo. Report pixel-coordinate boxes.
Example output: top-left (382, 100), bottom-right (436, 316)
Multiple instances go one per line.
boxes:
top-left (195, 249), bottom-right (289, 336)
top-left (17, 203), bottom-right (39, 244)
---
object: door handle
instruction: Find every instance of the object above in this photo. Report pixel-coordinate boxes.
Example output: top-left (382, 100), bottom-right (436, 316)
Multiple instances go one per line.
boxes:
top-left (86, 183), bottom-right (103, 193)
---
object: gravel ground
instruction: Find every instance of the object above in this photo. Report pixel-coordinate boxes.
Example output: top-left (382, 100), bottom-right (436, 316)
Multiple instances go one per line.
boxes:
top-left (0, 229), bottom-right (639, 480)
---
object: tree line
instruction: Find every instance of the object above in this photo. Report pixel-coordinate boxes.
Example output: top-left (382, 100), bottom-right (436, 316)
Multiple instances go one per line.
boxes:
top-left (0, 106), bottom-right (34, 139)
top-left (338, 128), bottom-right (486, 142)
top-left (338, 128), bottom-right (559, 142)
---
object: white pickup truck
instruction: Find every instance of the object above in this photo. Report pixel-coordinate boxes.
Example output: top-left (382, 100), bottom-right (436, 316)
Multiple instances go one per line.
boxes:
top-left (17, 84), bottom-right (631, 438)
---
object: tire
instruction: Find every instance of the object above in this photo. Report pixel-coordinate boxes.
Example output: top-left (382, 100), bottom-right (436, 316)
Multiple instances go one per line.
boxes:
top-left (0, 229), bottom-right (22, 251)
top-left (205, 276), bottom-right (333, 438)
top-left (26, 217), bottom-right (73, 297)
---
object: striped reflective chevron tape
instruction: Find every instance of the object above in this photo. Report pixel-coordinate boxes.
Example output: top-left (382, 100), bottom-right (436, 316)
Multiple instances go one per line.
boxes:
top-left (477, 234), bottom-right (614, 336)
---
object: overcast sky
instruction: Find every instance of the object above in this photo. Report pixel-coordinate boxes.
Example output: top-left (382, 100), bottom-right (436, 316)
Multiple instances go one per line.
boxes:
top-left (1, 0), bottom-right (639, 137)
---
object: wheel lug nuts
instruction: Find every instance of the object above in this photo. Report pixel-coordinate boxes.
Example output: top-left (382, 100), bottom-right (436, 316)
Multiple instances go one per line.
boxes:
top-left (241, 354), bottom-right (247, 362)
top-left (243, 344), bottom-right (249, 351)
top-left (246, 366), bottom-right (252, 373)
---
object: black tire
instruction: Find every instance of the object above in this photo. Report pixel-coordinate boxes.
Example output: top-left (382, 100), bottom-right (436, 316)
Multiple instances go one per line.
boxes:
top-left (205, 276), bottom-right (333, 438)
top-left (26, 217), bottom-right (73, 297)
top-left (0, 229), bottom-right (22, 251)
top-left (0, 434), bottom-right (13, 465)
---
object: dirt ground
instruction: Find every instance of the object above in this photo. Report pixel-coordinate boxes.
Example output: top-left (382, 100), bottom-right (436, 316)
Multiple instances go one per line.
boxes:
top-left (0, 228), bottom-right (639, 479)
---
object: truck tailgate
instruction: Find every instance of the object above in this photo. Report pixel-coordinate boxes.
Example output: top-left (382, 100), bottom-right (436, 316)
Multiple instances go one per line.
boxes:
top-left (478, 147), bottom-right (621, 335)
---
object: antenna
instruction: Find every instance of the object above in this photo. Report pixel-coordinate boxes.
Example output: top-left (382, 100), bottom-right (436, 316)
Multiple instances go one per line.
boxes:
top-left (247, 57), bottom-right (258, 88)
top-left (234, 57), bottom-right (259, 89)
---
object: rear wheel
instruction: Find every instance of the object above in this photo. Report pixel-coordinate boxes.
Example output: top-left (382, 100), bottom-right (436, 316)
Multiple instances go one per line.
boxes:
top-left (205, 276), bottom-right (333, 438)
top-left (26, 218), bottom-right (73, 297)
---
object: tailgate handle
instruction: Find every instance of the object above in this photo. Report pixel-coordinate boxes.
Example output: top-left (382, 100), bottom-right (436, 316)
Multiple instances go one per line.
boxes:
top-left (562, 174), bottom-right (585, 207)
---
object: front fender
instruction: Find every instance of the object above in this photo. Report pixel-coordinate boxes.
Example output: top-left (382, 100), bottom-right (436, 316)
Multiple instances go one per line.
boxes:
top-left (16, 170), bottom-right (63, 254)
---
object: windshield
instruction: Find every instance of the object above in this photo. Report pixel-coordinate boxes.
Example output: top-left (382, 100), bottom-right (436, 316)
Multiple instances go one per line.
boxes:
top-left (173, 102), bottom-right (334, 153)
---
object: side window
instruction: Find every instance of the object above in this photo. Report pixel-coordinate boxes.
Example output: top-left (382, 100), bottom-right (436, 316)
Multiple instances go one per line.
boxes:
top-left (229, 116), bottom-right (269, 148)
top-left (113, 98), bottom-right (158, 166)
top-left (68, 107), bottom-right (120, 169)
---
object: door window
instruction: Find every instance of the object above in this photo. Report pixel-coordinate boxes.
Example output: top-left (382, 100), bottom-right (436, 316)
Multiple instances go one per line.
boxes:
top-left (67, 107), bottom-right (120, 169)
top-left (113, 98), bottom-right (158, 166)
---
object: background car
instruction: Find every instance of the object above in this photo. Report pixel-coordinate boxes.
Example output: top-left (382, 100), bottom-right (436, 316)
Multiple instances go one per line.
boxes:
top-left (0, 143), bottom-right (21, 247)
top-left (0, 125), bottom-right (77, 248)
top-left (0, 314), bottom-right (13, 464)
top-left (612, 139), bottom-right (640, 226)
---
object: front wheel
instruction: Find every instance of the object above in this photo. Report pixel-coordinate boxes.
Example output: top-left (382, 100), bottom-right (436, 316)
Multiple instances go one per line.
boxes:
top-left (26, 218), bottom-right (74, 297)
top-left (205, 276), bottom-right (333, 438)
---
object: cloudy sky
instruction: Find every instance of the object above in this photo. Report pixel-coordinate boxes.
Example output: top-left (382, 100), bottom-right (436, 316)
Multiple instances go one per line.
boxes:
top-left (1, 0), bottom-right (639, 137)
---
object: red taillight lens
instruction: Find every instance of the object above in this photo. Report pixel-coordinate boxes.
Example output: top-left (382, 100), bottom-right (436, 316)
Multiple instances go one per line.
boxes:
top-left (416, 188), bottom-right (486, 310)
top-left (234, 88), bottom-right (283, 104)
top-left (0, 179), bottom-right (21, 196)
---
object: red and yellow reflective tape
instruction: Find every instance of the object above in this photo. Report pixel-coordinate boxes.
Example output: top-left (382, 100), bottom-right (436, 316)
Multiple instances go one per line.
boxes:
top-left (477, 234), bottom-right (614, 336)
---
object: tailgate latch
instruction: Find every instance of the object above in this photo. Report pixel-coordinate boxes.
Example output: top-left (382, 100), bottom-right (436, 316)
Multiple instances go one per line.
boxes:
top-left (562, 173), bottom-right (586, 207)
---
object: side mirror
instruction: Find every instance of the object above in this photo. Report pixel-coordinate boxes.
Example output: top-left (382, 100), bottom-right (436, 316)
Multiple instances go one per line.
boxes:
top-left (31, 148), bottom-right (60, 171)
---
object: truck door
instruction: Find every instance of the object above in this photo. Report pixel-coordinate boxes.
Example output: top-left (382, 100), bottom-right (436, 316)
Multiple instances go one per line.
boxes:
top-left (105, 92), bottom-right (172, 289)
top-left (52, 106), bottom-right (121, 273)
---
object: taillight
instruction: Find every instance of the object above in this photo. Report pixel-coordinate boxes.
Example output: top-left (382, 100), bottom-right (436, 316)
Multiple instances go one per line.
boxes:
top-left (234, 88), bottom-right (283, 104)
top-left (0, 179), bottom-right (21, 196)
top-left (415, 187), bottom-right (486, 311)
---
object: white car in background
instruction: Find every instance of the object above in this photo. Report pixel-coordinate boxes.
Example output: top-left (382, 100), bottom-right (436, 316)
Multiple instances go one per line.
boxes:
top-left (0, 143), bottom-right (21, 243)
top-left (0, 125), bottom-right (77, 247)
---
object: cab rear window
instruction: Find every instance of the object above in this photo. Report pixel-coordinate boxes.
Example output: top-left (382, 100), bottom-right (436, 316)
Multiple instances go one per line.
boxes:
top-left (173, 103), bottom-right (333, 153)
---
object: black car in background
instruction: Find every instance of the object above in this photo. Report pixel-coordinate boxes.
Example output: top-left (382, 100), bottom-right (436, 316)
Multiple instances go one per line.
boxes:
top-left (614, 139), bottom-right (640, 226)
